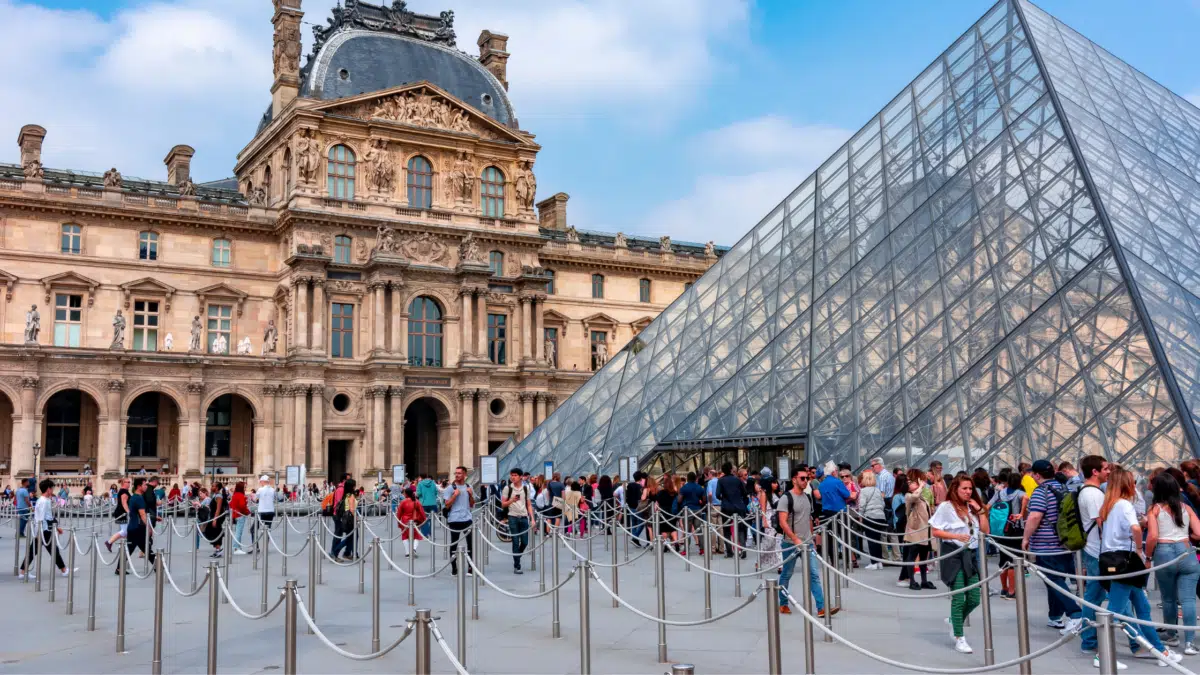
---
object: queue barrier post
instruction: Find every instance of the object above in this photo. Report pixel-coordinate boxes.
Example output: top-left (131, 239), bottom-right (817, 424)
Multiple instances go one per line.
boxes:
top-left (820, 530), bottom-right (833, 643)
top-left (372, 536), bottom-right (381, 652)
top-left (1096, 610), bottom-right (1118, 675)
top-left (87, 533), bottom-right (98, 631)
top-left (66, 530), bottom-right (77, 615)
top-left (34, 525), bottom-right (43, 591)
top-left (48, 528), bottom-right (57, 602)
top-left (116, 542), bottom-right (128, 653)
top-left (733, 515), bottom-right (742, 598)
top-left (977, 537), bottom-right (994, 665)
top-left (191, 522), bottom-right (199, 593)
top-left (222, 520), bottom-right (231, 604)
top-left (207, 561), bottom-right (219, 673)
top-left (358, 518), bottom-right (366, 595)
top-left (307, 532), bottom-right (318, 635)
top-left (611, 519), bottom-right (620, 609)
top-left (151, 554), bottom-right (164, 675)
top-left (472, 524), bottom-right (481, 620)
top-left (414, 608), bottom-right (432, 675)
top-left (457, 544), bottom-right (468, 667)
top-left (765, 578), bottom-right (781, 675)
top-left (579, 560), bottom-right (592, 675)
top-left (671, 666), bottom-right (696, 675)
top-left (284, 579), bottom-right (298, 675)
top-left (800, 545), bottom-right (816, 674)
top-left (1075, 550), bottom-right (1085, 601)
top-left (552, 527), bottom-right (562, 638)
top-left (703, 520), bottom-right (713, 619)
top-left (261, 525), bottom-right (270, 614)
top-left (1014, 556), bottom-right (1032, 675)
top-left (656, 526), bottom-right (668, 663)
top-left (408, 521), bottom-right (416, 606)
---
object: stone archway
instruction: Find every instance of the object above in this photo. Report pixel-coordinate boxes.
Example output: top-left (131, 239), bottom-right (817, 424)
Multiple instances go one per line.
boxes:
top-left (204, 393), bottom-right (256, 475)
top-left (404, 397), bottom-right (450, 478)
top-left (41, 388), bottom-right (101, 473)
top-left (125, 391), bottom-right (182, 474)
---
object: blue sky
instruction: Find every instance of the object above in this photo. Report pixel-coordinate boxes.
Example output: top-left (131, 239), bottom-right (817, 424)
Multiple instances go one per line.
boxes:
top-left (2, 0), bottom-right (1197, 246)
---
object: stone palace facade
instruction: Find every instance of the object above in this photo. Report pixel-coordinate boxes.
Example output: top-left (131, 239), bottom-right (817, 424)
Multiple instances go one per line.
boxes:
top-left (0, 0), bottom-right (721, 487)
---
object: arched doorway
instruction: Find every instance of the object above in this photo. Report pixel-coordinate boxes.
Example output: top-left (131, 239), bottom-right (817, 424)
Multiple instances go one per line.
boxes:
top-left (404, 397), bottom-right (447, 478)
top-left (42, 389), bottom-right (100, 473)
top-left (0, 391), bottom-right (12, 474)
top-left (204, 393), bottom-right (255, 475)
top-left (125, 392), bottom-right (181, 474)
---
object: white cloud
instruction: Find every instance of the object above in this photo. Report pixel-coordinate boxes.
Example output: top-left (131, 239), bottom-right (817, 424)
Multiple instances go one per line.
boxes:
top-left (643, 116), bottom-right (851, 244)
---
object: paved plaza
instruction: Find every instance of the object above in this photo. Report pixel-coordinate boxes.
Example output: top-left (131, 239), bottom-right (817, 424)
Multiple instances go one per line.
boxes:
top-left (0, 515), bottom-right (1179, 674)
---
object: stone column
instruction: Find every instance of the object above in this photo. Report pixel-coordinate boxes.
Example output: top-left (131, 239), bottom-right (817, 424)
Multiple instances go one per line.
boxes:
top-left (99, 380), bottom-right (124, 477)
top-left (294, 278), bottom-right (309, 350)
top-left (372, 283), bottom-right (387, 353)
top-left (458, 390), bottom-right (474, 469)
top-left (475, 389), bottom-right (489, 459)
top-left (534, 296), bottom-right (546, 362)
top-left (278, 385), bottom-right (294, 469)
top-left (389, 386), bottom-right (403, 468)
top-left (389, 282), bottom-right (405, 356)
top-left (309, 385), bottom-right (325, 475)
top-left (515, 297), bottom-right (526, 361)
top-left (476, 291), bottom-right (488, 362)
top-left (257, 384), bottom-right (277, 473)
top-left (535, 392), bottom-right (548, 426)
top-left (311, 280), bottom-right (326, 353)
top-left (371, 385), bottom-right (386, 471)
top-left (460, 289), bottom-right (473, 357)
top-left (13, 377), bottom-right (37, 476)
top-left (519, 392), bottom-right (534, 439)
top-left (363, 388), bottom-right (374, 476)
top-left (546, 394), bottom-right (558, 417)
top-left (185, 382), bottom-right (204, 476)
top-left (293, 385), bottom-right (307, 468)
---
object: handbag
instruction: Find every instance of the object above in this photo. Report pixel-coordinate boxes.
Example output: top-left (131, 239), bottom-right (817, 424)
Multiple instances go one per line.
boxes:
top-left (1097, 512), bottom-right (1148, 589)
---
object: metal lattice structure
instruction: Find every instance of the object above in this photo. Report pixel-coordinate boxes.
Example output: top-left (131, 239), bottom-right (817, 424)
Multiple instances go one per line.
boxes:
top-left (498, 0), bottom-right (1200, 478)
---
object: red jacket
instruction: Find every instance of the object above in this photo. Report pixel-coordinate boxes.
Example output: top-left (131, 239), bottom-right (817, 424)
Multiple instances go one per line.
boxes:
top-left (396, 499), bottom-right (427, 540)
top-left (230, 492), bottom-right (249, 520)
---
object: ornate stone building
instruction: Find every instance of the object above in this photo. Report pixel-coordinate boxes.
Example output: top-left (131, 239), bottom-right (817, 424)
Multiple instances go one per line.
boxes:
top-left (0, 0), bottom-right (721, 487)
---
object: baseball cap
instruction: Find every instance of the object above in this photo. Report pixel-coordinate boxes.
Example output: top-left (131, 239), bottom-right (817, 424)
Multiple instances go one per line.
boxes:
top-left (259, 475), bottom-right (270, 482)
top-left (1030, 460), bottom-right (1054, 475)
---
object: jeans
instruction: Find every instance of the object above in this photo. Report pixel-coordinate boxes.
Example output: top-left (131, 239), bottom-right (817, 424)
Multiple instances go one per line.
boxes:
top-left (1080, 551), bottom-right (1117, 651)
top-left (860, 517), bottom-right (887, 562)
top-left (234, 517), bottom-right (248, 550)
top-left (1107, 581), bottom-right (1166, 653)
top-left (778, 542), bottom-right (824, 610)
top-left (1036, 551), bottom-right (1081, 620)
top-left (448, 520), bottom-right (474, 574)
top-left (330, 521), bottom-right (355, 559)
top-left (421, 505), bottom-right (436, 540)
top-left (1155, 541), bottom-right (1200, 645)
top-left (509, 516), bottom-right (530, 570)
top-left (629, 510), bottom-right (647, 544)
top-left (17, 510), bottom-right (30, 538)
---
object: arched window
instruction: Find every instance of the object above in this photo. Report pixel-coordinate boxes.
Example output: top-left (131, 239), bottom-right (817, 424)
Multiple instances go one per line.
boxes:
top-left (46, 390), bottom-right (83, 457)
top-left (407, 155), bottom-right (433, 208)
top-left (545, 269), bottom-right (556, 295)
top-left (408, 297), bottom-right (444, 367)
top-left (139, 231), bottom-right (159, 261)
top-left (327, 144), bottom-right (356, 200)
top-left (639, 278), bottom-right (651, 303)
top-left (212, 238), bottom-right (232, 267)
top-left (61, 223), bottom-right (81, 255)
top-left (489, 250), bottom-right (504, 277)
top-left (283, 149), bottom-right (293, 196)
top-left (263, 165), bottom-right (273, 203)
top-left (480, 166), bottom-right (505, 217)
top-left (591, 274), bottom-right (605, 299)
top-left (334, 235), bottom-right (352, 264)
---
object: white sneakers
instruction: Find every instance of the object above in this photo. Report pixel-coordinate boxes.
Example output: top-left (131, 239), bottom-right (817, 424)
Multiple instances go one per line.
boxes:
top-left (1185, 643), bottom-right (1199, 656)
top-left (1059, 617), bottom-right (1084, 636)
top-left (864, 562), bottom-right (883, 570)
top-left (1157, 649), bottom-right (1184, 667)
top-left (60, 568), bottom-right (78, 577)
top-left (18, 573), bottom-right (34, 580)
top-left (233, 550), bottom-right (248, 556)
top-left (1092, 656), bottom-right (1129, 669)
top-left (954, 637), bottom-right (973, 654)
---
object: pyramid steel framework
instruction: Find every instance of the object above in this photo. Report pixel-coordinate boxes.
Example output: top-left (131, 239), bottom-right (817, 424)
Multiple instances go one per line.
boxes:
top-left (497, 0), bottom-right (1200, 478)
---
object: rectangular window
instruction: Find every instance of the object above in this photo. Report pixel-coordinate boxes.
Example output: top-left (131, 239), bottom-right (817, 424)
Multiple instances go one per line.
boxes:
top-left (489, 251), bottom-right (504, 277)
top-left (544, 327), bottom-right (559, 368)
top-left (139, 232), bottom-right (158, 261)
top-left (132, 300), bottom-right (159, 351)
top-left (545, 270), bottom-right (555, 295)
top-left (212, 239), bottom-right (232, 267)
top-left (590, 330), bottom-right (608, 371)
top-left (331, 303), bottom-right (354, 358)
top-left (591, 274), bottom-right (604, 299)
top-left (53, 293), bottom-right (82, 347)
top-left (488, 313), bottom-right (507, 365)
top-left (61, 224), bottom-right (81, 255)
top-left (207, 304), bottom-right (232, 354)
top-left (639, 278), bottom-right (651, 303)
top-left (205, 394), bottom-right (233, 458)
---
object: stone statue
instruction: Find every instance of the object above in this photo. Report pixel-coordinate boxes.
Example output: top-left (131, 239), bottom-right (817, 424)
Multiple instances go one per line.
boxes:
top-left (458, 233), bottom-right (483, 264)
top-left (177, 178), bottom-right (196, 196)
top-left (659, 236), bottom-right (672, 253)
top-left (593, 341), bottom-right (609, 369)
top-left (23, 159), bottom-right (44, 179)
top-left (565, 226), bottom-right (580, 244)
top-left (263, 320), bottom-right (278, 354)
top-left (103, 167), bottom-right (123, 188)
top-left (705, 240), bottom-right (716, 258)
top-left (248, 187), bottom-right (267, 206)
top-left (294, 129), bottom-right (320, 184)
top-left (164, 333), bottom-right (174, 351)
top-left (363, 138), bottom-right (395, 193)
top-left (375, 223), bottom-right (399, 254)
top-left (237, 337), bottom-right (253, 355)
top-left (614, 232), bottom-right (628, 248)
top-left (111, 310), bottom-right (126, 349)
top-left (449, 151), bottom-right (473, 204)
top-left (189, 315), bottom-right (202, 352)
top-left (514, 161), bottom-right (536, 210)
top-left (211, 333), bottom-right (228, 355)
top-left (545, 337), bottom-right (556, 368)
top-left (24, 304), bottom-right (40, 343)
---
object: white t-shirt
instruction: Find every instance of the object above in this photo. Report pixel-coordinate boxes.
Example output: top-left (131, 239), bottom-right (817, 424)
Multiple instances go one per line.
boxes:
top-left (257, 486), bottom-right (276, 514)
top-left (1100, 499), bottom-right (1138, 553)
top-left (613, 484), bottom-right (625, 507)
top-left (1078, 484), bottom-right (1105, 558)
top-left (929, 502), bottom-right (980, 549)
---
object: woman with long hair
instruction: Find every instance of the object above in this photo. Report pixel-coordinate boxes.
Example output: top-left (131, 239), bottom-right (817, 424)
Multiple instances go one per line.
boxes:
top-left (1101, 468), bottom-right (1182, 665)
top-left (929, 475), bottom-right (989, 654)
top-left (597, 474), bottom-right (615, 533)
top-left (204, 483), bottom-right (227, 558)
top-left (1147, 473), bottom-right (1200, 654)
top-left (330, 478), bottom-right (358, 561)
top-left (654, 474), bottom-right (680, 548)
top-left (900, 469), bottom-right (935, 591)
top-left (396, 484), bottom-right (427, 558)
top-left (230, 481), bottom-right (250, 554)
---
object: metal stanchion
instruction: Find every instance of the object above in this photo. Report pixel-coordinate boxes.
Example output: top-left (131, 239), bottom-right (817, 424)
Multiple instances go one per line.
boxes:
top-left (414, 608), bottom-right (432, 675)
top-left (152, 555), bottom-right (164, 675)
top-left (358, 520), bottom-right (366, 595)
top-left (671, 665), bottom-right (695, 675)
top-left (207, 561), bottom-right (219, 672)
top-left (800, 545), bottom-right (816, 674)
top-left (319, 520), bottom-right (325, 585)
top-left (191, 523), bottom-right (199, 593)
top-left (35, 527), bottom-right (43, 591)
top-left (279, 516), bottom-right (287, 576)
top-left (820, 530), bottom-right (833, 643)
top-left (371, 537), bottom-right (381, 652)
top-left (611, 521), bottom-right (620, 609)
top-left (579, 561), bottom-right (592, 675)
top-left (1075, 550), bottom-right (1085, 600)
top-left (765, 578), bottom-right (781, 675)
top-left (530, 515), bottom-right (538, 573)
top-left (259, 526), bottom-right (270, 614)
top-left (87, 533), bottom-right (98, 631)
top-left (540, 520), bottom-right (547, 593)
top-left (624, 506), bottom-right (630, 562)
top-left (307, 533), bottom-right (318, 635)
top-left (552, 527), bottom-right (561, 638)
top-left (472, 524), bottom-right (480, 620)
top-left (221, 520), bottom-right (231, 605)
top-left (1014, 556), bottom-right (1032, 675)
top-left (456, 545), bottom-right (467, 667)
top-left (656, 533), bottom-right (668, 663)
top-left (1096, 610), bottom-right (1118, 675)
top-left (977, 539), bottom-right (994, 665)
top-left (48, 530), bottom-right (58, 602)
top-left (388, 505), bottom-right (395, 562)
top-left (703, 520), bottom-right (713, 619)
top-left (733, 515), bottom-right (742, 598)
top-left (407, 521), bottom-right (416, 606)
top-left (283, 579), bottom-right (298, 675)
top-left (66, 530), bottom-right (76, 615)
top-left (116, 544), bottom-right (128, 653)
top-left (11, 510), bottom-right (19, 576)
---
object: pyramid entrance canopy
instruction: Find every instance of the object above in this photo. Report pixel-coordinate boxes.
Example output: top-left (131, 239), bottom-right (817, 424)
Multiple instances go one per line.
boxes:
top-left (499, 0), bottom-right (1200, 478)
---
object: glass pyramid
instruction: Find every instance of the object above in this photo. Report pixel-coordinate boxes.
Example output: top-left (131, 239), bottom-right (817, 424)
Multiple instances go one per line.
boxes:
top-left (499, 0), bottom-right (1200, 478)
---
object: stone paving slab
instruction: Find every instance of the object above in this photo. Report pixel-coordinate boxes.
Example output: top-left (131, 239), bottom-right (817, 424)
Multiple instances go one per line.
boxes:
top-left (0, 520), bottom-right (1182, 674)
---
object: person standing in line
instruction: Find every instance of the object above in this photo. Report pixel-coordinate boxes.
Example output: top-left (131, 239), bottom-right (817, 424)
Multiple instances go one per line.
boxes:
top-left (15, 478), bottom-right (31, 541)
top-left (18, 478), bottom-right (73, 579)
top-left (900, 469), bottom-right (936, 591)
top-left (989, 472), bottom-right (1026, 599)
top-left (396, 484), bottom-right (427, 558)
top-left (501, 468), bottom-right (531, 574)
top-left (230, 481), bottom-right (250, 555)
top-left (205, 483), bottom-right (228, 558)
top-left (716, 462), bottom-right (749, 558)
top-left (126, 477), bottom-right (156, 566)
top-left (1074, 455), bottom-right (1118, 658)
top-left (928, 461), bottom-right (947, 505)
top-left (416, 474), bottom-right (439, 541)
top-left (626, 472), bottom-right (646, 547)
top-left (104, 477), bottom-right (132, 553)
top-left (1145, 473), bottom-right (1200, 654)
top-left (776, 467), bottom-right (833, 617)
top-left (856, 470), bottom-right (887, 569)
top-left (256, 475), bottom-right (276, 545)
top-left (705, 467), bottom-right (725, 556)
top-left (445, 466), bottom-right (475, 576)
top-left (546, 472), bottom-right (566, 530)
top-left (930, 475), bottom-right (989, 654)
top-left (329, 479), bottom-right (358, 561)
top-left (678, 472), bottom-right (707, 555)
top-left (1021, 459), bottom-right (1082, 633)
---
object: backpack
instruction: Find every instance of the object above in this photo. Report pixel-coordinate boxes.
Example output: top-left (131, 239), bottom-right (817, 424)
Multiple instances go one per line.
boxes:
top-left (334, 496), bottom-right (355, 531)
top-left (1056, 484), bottom-right (1100, 551)
top-left (989, 499), bottom-right (1010, 535)
top-left (320, 492), bottom-right (335, 517)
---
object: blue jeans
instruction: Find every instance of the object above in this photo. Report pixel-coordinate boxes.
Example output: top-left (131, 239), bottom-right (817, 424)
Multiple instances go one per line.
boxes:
top-left (1080, 551), bottom-right (1115, 651)
top-left (509, 516), bottom-right (530, 569)
top-left (234, 517), bottom-right (248, 550)
top-left (779, 542), bottom-right (824, 611)
top-left (17, 510), bottom-right (30, 538)
top-left (629, 511), bottom-right (646, 544)
top-left (1108, 581), bottom-right (1166, 654)
top-left (421, 505), bottom-right (435, 539)
top-left (1036, 551), bottom-right (1080, 620)
top-left (1155, 541), bottom-right (1200, 645)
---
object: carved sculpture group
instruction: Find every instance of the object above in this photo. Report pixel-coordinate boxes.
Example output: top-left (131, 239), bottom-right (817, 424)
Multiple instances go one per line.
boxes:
top-left (359, 90), bottom-right (476, 136)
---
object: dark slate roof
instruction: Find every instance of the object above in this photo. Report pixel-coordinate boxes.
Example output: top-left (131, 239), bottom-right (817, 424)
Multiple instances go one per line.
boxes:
top-left (539, 228), bottom-right (729, 259)
top-left (0, 163), bottom-right (247, 204)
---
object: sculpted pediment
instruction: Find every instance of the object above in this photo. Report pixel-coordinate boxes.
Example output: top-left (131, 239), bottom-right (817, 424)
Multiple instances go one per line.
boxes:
top-left (120, 277), bottom-right (177, 310)
top-left (41, 271), bottom-right (100, 306)
top-left (195, 282), bottom-right (248, 316)
top-left (315, 82), bottom-right (530, 145)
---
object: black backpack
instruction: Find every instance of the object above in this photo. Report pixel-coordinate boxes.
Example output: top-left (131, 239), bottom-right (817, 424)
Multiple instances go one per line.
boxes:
top-left (334, 496), bottom-right (355, 531)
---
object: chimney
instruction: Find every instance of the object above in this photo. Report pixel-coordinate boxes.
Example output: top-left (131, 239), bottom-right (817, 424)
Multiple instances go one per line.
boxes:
top-left (537, 192), bottom-right (569, 231)
top-left (18, 124), bottom-right (46, 168)
top-left (477, 30), bottom-right (510, 90)
top-left (271, 0), bottom-right (304, 118)
top-left (164, 145), bottom-right (195, 185)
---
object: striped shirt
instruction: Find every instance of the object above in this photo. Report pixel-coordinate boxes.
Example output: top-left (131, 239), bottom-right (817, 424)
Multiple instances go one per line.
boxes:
top-left (1028, 481), bottom-right (1066, 553)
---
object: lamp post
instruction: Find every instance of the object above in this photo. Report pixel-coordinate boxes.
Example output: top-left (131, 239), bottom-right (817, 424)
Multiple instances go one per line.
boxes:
top-left (125, 443), bottom-right (132, 477)
top-left (32, 441), bottom-right (42, 487)
top-left (209, 443), bottom-right (219, 485)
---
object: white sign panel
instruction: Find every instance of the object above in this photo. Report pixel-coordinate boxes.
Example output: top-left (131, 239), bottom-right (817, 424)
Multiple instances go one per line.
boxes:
top-left (393, 464), bottom-right (406, 484)
top-left (285, 465), bottom-right (300, 486)
top-left (627, 455), bottom-right (639, 476)
top-left (619, 457), bottom-right (630, 483)
top-left (480, 456), bottom-right (499, 486)
top-left (777, 457), bottom-right (792, 483)
top-left (543, 461), bottom-right (554, 480)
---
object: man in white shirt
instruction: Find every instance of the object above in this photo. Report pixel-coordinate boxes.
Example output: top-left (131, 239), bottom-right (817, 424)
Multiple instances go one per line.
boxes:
top-left (257, 475), bottom-right (277, 543)
top-left (18, 479), bottom-right (72, 579)
top-left (1076, 455), bottom-right (1129, 658)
